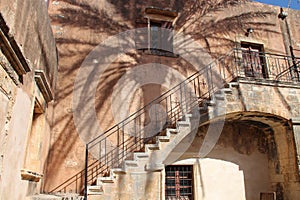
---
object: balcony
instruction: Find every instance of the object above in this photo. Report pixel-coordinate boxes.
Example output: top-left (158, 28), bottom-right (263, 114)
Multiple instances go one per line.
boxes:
top-left (233, 48), bottom-right (300, 83)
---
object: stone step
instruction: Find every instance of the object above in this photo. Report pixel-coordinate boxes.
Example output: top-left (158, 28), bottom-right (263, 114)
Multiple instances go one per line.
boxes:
top-left (87, 185), bottom-right (103, 195)
top-left (156, 135), bottom-right (170, 142)
top-left (30, 193), bottom-right (85, 200)
top-left (229, 82), bottom-right (239, 88)
top-left (91, 83), bottom-right (237, 195)
top-left (124, 160), bottom-right (138, 168)
top-left (176, 120), bottom-right (190, 127)
top-left (133, 152), bottom-right (149, 160)
top-left (144, 143), bottom-right (160, 151)
top-left (222, 87), bottom-right (233, 93)
top-left (214, 94), bottom-right (225, 100)
top-left (97, 168), bottom-right (124, 185)
top-left (207, 100), bottom-right (216, 106)
top-left (26, 194), bottom-right (63, 200)
top-left (166, 128), bottom-right (178, 134)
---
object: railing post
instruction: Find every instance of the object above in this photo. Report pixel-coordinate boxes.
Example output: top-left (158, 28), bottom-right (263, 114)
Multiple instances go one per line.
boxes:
top-left (235, 48), bottom-right (244, 78)
top-left (84, 144), bottom-right (88, 200)
top-left (117, 126), bottom-right (119, 168)
top-left (122, 123), bottom-right (125, 159)
top-left (290, 46), bottom-right (300, 81)
top-left (155, 103), bottom-right (158, 131)
top-left (183, 82), bottom-right (186, 115)
top-left (179, 83), bottom-right (185, 117)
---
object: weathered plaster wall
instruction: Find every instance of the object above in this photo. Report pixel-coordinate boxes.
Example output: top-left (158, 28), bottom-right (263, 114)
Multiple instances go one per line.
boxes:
top-left (0, 61), bottom-right (18, 199)
top-left (191, 82), bottom-right (300, 199)
top-left (0, 0), bottom-right (58, 199)
top-left (285, 9), bottom-right (300, 57)
top-left (94, 82), bottom-right (300, 200)
top-left (237, 81), bottom-right (300, 119)
top-left (174, 156), bottom-right (265, 200)
top-left (46, 0), bottom-right (300, 198)
top-left (0, 0), bottom-right (58, 88)
top-left (100, 171), bottom-right (162, 200)
top-left (219, 81), bottom-right (300, 124)
top-left (1, 88), bottom-right (33, 200)
top-left (95, 120), bottom-right (273, 200)
top-left (173, 122), bottom-right (273, 200)
top-left (228, 83), bottom-right (300, 199)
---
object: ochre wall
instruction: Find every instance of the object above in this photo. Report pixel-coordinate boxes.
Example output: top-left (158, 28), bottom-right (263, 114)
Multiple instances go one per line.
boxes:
top-left (46, 0), bottom-right (300, 198)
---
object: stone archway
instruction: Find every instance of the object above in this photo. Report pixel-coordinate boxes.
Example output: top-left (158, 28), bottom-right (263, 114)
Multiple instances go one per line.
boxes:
top-left (164, 111), bottom-right (299, 200)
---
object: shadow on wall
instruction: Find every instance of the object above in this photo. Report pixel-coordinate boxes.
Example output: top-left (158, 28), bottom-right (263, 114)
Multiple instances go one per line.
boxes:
top-left (44, 0), bottom-right (281, 193)
top-left (176, 0), bottom-right (279, 57)
top-left (167, 119), bottom-right (280, 200)
top-left (44, 0), bottom-right (138, 192)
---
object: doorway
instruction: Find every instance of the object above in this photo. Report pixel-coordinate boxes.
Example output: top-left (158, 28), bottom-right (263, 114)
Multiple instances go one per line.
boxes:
top-left (241, 42), bottom-right (267, 78)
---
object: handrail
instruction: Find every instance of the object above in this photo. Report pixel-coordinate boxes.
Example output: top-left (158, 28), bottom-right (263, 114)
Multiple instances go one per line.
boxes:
top-left (87, 50), bottom-right (235, 147)
top-left (276, 61), bottom-right (300, 81)
top-left (233, 48), bottom-right (300, 81)
top-left (83, 49), bottom-right (238, 199)
top-left (49, 159), bottom-right (100, 194)
top-left (50, 48), bottom-right (300, 196)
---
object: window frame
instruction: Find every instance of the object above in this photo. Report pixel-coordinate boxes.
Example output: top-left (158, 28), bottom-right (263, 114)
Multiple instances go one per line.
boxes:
top-left (165, 165), bottom-right (194, 200)
top-left (135, 7), bottom-right (177, 56)
top-left (240, 42), bottom-right (267, 79)
top-left (148, 19), bottom-right (174, 53)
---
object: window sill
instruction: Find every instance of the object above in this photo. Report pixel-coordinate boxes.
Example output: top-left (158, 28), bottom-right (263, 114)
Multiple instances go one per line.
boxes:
top-left (35, 70), bottom-right (54, 103)
top-left (138, 48), bottom-right (178, 58)
top-left (21, 169), bottom-right (43, 182)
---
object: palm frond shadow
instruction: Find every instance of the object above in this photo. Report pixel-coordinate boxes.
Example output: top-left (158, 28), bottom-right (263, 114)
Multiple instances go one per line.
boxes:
top-left (45, 0), bottom-right (282, 194)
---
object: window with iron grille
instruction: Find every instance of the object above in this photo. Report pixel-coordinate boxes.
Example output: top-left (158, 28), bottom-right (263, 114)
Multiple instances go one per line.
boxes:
top-left (165, 165), bottom-right (193, 200)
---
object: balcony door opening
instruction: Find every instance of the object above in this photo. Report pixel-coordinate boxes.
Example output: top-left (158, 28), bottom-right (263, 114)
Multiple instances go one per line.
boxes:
top-left (241, 42), bottom-right (267, 78)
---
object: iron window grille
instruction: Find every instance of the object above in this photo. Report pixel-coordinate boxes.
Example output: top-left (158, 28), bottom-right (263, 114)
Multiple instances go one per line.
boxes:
top-left (165, 165), bottom-right (193, 200)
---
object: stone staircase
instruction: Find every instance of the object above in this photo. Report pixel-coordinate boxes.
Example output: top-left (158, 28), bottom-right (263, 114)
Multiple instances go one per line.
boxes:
top-left (26, 194), bottom-right (84, 200)
top-left (39, 48), bottom-right (299, 199)
top-left (86, 82), bottom-right (240, 198)
top-left (48, 49), bottom-right (247, 199)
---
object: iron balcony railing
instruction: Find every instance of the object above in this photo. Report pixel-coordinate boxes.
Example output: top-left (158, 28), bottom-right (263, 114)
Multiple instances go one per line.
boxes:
top-left (49, 48), bottom-right (299, 198)
top-left (234, 48), bottom-right (300, 82)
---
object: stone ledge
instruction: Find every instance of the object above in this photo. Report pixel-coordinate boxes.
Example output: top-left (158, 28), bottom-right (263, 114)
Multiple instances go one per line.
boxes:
top-left (238, 78), bottom-right (300, 89)
top-left (87, 185), bottom-right (103, 195)
top-left (291, 117), bottom-right (300, 125)
top-left (21, 169), bottom-right (43, 182)
top-left (0, 14), bottom-right (31, 76)
top-left (35, 70), bottom-right (54, 103)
